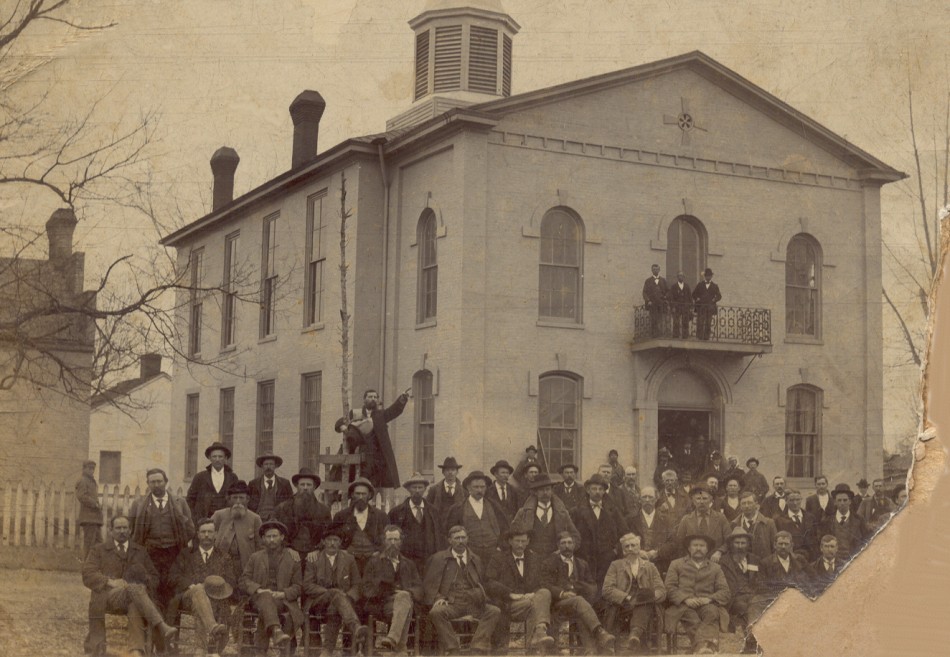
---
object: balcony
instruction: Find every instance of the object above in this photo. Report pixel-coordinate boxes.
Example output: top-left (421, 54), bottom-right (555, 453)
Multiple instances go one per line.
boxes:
top-left (630, 303), bottom-right (772, 356)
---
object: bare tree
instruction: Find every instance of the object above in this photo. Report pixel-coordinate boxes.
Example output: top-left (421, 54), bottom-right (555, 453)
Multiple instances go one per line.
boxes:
top-left (0, 1), bottom-right (260, 411)
top-left (338, 171), bottom-right (352, 418)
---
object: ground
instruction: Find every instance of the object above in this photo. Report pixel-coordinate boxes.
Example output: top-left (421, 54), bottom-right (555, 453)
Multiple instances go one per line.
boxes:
top-left (0, 568), bottom-right (748, 655)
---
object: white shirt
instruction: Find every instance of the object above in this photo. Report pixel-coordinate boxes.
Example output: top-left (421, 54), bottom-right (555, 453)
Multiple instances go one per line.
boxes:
top-left (444, 482), bottom-right (456, 496)
top-left (468, 497), bottom-right (484, 519)
top-left (628, 558), bottom-right (640, 579)
top-left (789, 511), bottom-right (803, 523)
top-left (151, 494), bottom-right (167, 509)
top-left (201, 547), bottom-right (214, 562)
top-left (778, 555), bottom-right (791, 572)
top-left (536, 503), bottom-right (552, 523)
top-left (453, 551), bottom-right (467, 566)
top-left (590, 502), bottom-right (602, 520)
top-left (836, 511), bottom-right (850, 524)
top-left (115, 540), bottom-right (128, 553)
top-left (736, 556), bottom-right (748, 573)
top-left (677, 282), bottom-right (685, 290)
top-left (641, 508), bottom-right (656, 527)
top-left (513, 553), bottom-right (525, 576)
top-left (355, 507), bottom-right (369, 530)
top-left (560, 555), bottom-right (574, 577)
top-left (263, 476), bottom-right (276, 490)
top-left (327, 553), bottom-right (337, 568)
top-left (211, 466), bottom-right (225, 493)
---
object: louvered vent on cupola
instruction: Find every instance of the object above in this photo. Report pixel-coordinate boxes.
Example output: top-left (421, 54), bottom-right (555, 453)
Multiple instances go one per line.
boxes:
top-left (433, 25), bottom-right (463, 92)
top-left (469, 25), bottom-right (499, 93)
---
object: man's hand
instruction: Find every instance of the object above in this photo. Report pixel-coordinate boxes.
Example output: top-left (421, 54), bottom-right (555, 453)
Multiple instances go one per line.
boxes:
top-left (434, 598), bottom-right (448, 607)
top-left (290, 551), bottom-right (301, 563)
top-left (272, 591), bottom-right (286, 601)
top-left (560, 591), bottom-right (576, 599)
top-left (107, 578), bottom-right (125, 589)
top-left (684, 597), bottom-right (701, 608)
top-left (710, 552), bottom-right (722, 564)
top-left (654, 589), bottom-right (664, 601)
top-left (306, 550), bottom-right (319, 563)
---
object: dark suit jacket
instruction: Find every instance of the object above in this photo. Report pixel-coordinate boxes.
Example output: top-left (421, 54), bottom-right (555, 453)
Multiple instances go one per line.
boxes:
top-left (657, 488), bottom-right (692, 524)
top-left (422, 549), bottom-right (489, 606)
top-left (718, 552), bottom-right (762, 599)
top-left (275, 495), bottom-right (333, 554)
top-left (485, 550), bottom-right (545, 608)
top-left (445, 497), bottom-right (510, 551)
top-left (169, 545), bottom-right (239, 600)
top-left (775, 510), bottom-right (819, 560)
top-left (248, 475), bottom-right (294, 516)
top-left (667, 282), bottom-right (692, 313)
top-left (674, 511), bottom-right (732, 555)
top-left (539, 552), bottom-right (597, 605)
top-left (642, 275), bottom-right (669, 306)
top-left (83, 540), bottom-right (159, 599)
top-left (626, 508), bottom-right (676, 565)
top-left (485, 480), bottom-right (524, 520)
top-left (339, 396), bottom-right (408, 489)
top-left (759, 493), bottom-right (789, 519)
top-left (128, 493), bottom-right (194, 549)
top-left (809, 556), bottom-right (843, 596)
top-left (333, 505), bottom-right (389, 553)
top-left (186, 465), bottom-right (239, 521)
top-left (804, 493), bottom-right (835, 520)
top-left (303, 549), bottom-right (361, 601)
top-left (571, 502), bottom-right (628, 584)
top-left (553, 481), bottom-right (587, 512)
top-left (818, 514), bottom-right (870, 561)
top-left (692, 281), bottom-right (722, 310)
top-left (76, 473), bottom-right (103, 525)
top-left (730, 513), bottom-right (777, 561)
top-left (759, 553), bottom-right (812, 595)
top-left (362, 553), bottom-right (424, 608)
top-left (388, 498), bottom-right (445, 567)
top-left (424, 479), bottom-right (466, 527)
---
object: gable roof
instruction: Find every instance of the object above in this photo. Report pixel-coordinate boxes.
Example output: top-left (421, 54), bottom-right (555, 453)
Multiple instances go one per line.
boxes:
top-left (474, 50), bottom-right (904, 181)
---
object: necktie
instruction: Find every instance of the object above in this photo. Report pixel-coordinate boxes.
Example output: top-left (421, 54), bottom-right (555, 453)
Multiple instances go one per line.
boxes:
top-left (413, 505), bottom-right (423, 522)
top-left (825, 561), bottom-right (833, 572)
top-left (793, 514), bottom-right (801, 525)
top-left (540, 506), bottom-right (550, 525)
top-left (839, 517), bottom-right (846, 526)
top-left (118, 543), bottom-right (126, 556)
top-left (592, 504), bottom-right (601, 519)
top-left (157, 498), bottom-right (164, 511)
top-left (457, 556), bottom-right (465, 569)
top-left (699, 516), bottom-right (709, 535)
top-left (515, 557), bottom-right (524, 576)
top-left (447, 485), bottom-right (454, 496)
top-left (203, 551), bottom-right (209, 564)
top-left (266, 480), bottom-right (273, 491)
top-left (501, 486), bottom-right (506, 502)
top-left (743, 518), bottom-right (751, 531)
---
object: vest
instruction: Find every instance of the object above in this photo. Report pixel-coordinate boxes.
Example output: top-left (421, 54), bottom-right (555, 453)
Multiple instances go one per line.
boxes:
top-left (348, 526), bottom-right (375, 558)
top-left (257, 483), bottom-right (278, 521)
top-left (530, 510), bottom-right (557, 554)
top-left (145, 501), bottom-right (176, 548)
top-left (463, 502), bottom-right (500, 551)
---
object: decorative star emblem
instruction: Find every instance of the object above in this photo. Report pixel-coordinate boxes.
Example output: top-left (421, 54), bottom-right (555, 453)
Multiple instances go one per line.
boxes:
top-left (663, 97), bottom-right (707, 146)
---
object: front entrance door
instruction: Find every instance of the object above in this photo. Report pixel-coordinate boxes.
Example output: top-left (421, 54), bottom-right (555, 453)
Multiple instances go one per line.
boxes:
top-left (658, 408), bottom-right (712, 482)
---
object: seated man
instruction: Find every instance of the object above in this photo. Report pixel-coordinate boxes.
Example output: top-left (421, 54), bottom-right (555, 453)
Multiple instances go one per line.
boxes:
top-left (422, 525), bottom-right (501, 655)
top-left (211, 480), bottom-right (262, 571)
top-left (485, 529), bottom-right (556, 654)
top-left (82, 515), bottom-right (178, 657)
top-left (168, 517), bottom-right (239, 657)
top-left (718, 528), bottom-right (767, 655)
top-left (664, 534), bottom-right (731, 655)
top-left (540, 531), bottom-right (615, 654)
top-left (601, 533), bottom-right (666, 653)
top-left (810, 535), bottom-right (844, 597)
top-left (240, 520), bottom-right (304, 650)
top-left (302, 521), bottom-right (369, 653)
top-left (363, 525), bottom-right (425, 656)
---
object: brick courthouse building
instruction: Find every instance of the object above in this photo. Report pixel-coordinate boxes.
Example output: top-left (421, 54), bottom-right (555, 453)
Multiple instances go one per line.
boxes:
top-left (161, 1), bottom-right (903, 492)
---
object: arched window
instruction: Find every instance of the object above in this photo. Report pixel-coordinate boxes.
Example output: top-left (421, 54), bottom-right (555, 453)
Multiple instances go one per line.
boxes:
top-left (417, 210), bottom-right (438, 323)
top-left (785, 234), bottom-right (821, 337)
top-left (666, 215), bottom-right (707, 286)
top-left (539, 208), bottom-right (583, 322)
top-left (413, 370), bottom-right (435, 472)
top-left (538, 373), bottom-right (581, 472)
top-left (785, 385), bottom-right (821, 478)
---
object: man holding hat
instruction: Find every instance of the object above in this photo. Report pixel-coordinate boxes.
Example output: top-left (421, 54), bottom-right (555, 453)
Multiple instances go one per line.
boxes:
top-left (187, 442), bottom-right (239, 522)
top-left (692, 267), bottom-right (722, 341)
top-left (602, 533), bottom-right (666, 652)
top-left (76, 459), bottom-right (103, 561)
top-left (446, 470), bottom-right (510, 566)
top-left (743, 457), bottom-right (769, 502)
top-left (334, 477), bottom-right (388, 573)
top-left (248, 454), bottom-right (293, 521)
top-left (168, 517), bottom-right (238, 657)
top-left (335, 388), bottom-right (410, 491)
top-left (664, 533), bottom-right (731, 654)
top-left (571, 474), bottom-right (630, 589)
top-left (425, 457), bottom-right (466, 529)
top-left (303, 520), bottom-right (369, 653)
top-left (211, 480), bottom-right (262, 570)
top-left (553, 463), bottom-right (586, 512)
top-left (718, 527), bottom-right (766, 655)
top-left (485, 459), bottom-right (524, 521)
top-left (389, 472), bottom-right (445, 574)
top-left (240, 520), bottom-right (303, 650)
top-left (818, 484), bottom-right (870, 562)
top-left (511, 473), bottom-right (580, 557)
top-left (275, 468), bottom-right (332, 567)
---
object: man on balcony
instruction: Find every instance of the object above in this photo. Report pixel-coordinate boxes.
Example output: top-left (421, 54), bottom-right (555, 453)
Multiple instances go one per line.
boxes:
top-left (668, 271), bottom-right (693, 338)
top-left (692, 268), bottom-right (722, 340)
top-left (642, 263), bottom-right (669, 337)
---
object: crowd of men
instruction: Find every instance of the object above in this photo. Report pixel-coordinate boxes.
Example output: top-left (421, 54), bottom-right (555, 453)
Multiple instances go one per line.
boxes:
top-left (76, 439), bottom-right (906, 656)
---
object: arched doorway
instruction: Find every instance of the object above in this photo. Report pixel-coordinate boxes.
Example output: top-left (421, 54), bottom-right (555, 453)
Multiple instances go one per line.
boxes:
top-left (657, 368), bottom-right (721, 483)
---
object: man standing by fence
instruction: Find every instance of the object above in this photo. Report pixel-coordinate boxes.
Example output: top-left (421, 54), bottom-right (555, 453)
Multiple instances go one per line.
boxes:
top-left (76, 459), bottom-right (103, 561)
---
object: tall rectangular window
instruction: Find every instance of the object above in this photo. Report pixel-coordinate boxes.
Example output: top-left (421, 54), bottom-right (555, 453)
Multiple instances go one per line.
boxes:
top-left (99, 451), bottom-right (121, 485)
top-left (185, 393), bottom-right (200, 479)
top-left (414, 370), bottom-right (435, 472)
top-left (539, 209), bottom-right (583, 322)
top-left (219, 387), bottom-right (235, 457)
top-left (305, 192), bottom-right (327, 327)
top-left (188, 248), bottom-right (204, 356)
top-left (785, 385), bottom-right (821, 478)
top-left (260, 213), bottom-right (278, 338)
top-left (417, 210), bottom-right (438, 323)
top-left (300, 373), bottom-right (322, 472)
top-left (538, 374), bottom-right (581, 473)
top-left (222, 232), bottom-right (240, 348)
top-left (256, 380), bottom-right (275, 459)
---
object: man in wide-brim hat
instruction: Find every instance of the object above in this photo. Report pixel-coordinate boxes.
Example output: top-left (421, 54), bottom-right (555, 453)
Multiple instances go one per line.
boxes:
top-left (275, 469), bottom-right (332, 566)
top-left (389, 472), bottom-right (443, 573)
top-left (333, 477), bottom-right (388, 572)
top-left (425, 457), bottom-right (465, 528)
top-left (665, 533), bottom-right (730, 654)
top-left (553, 462), bottom-right (586, 512)
top-left (486, 459), bottom-right (522, 520)
top-left (249, 453), bottom-right (293, 521)
top-left (717, 527), bottom-right (767, 654)
top-left (209, 480), bottom-right (262, 570)
top-left (511, 472), bottom-right (580, 555)
top-left (241, 519), bottom-right (303, 650)
top-left (186, 441), bottom-right (239, 522)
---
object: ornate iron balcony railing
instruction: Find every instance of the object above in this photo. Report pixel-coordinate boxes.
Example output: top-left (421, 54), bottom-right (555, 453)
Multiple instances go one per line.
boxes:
top-left (632, 303), bottom-right (772, 345)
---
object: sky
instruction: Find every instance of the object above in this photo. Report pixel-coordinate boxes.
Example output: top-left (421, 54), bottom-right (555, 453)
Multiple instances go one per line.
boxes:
top-left (8, 0), bottom-right (950, 452)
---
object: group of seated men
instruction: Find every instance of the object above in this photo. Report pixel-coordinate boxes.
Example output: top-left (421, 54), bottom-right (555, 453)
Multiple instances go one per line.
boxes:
top-left (81, 440), bottom-right (906, 656)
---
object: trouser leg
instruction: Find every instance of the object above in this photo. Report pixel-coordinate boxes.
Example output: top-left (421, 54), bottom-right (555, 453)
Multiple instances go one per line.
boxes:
top-left (125, 600), bottom-right (149, 653)
top-left (470, 604), bottom-right (500, 652)
top-left (388, 591), bottom-right (413, 648)
top-left (251, 591), bottom-right (282, 630)
top-left (127, 583), bottom-right (166, 627)
top-left (82, 524), bottom-right (102, 561)
top-left (526, 590), bottom-right (552, 640)
top-left (628, 604), bottom-right (652, 638)
top-left (184, 586), bottom-right (220, 650)
top-left (695, 604), bottom-right (720, 645)
top-left (329, 590), bottom-right (361, 628)
top-left (427, 602), bottom-right (463, 652)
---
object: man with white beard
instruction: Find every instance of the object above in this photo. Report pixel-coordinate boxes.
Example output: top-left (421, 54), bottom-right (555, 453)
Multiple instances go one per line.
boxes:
top-left (211, 481), bottom-right (262, 570)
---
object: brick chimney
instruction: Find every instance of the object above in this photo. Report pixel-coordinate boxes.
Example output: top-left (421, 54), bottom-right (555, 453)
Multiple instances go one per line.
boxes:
top-left (210, 147), bottom-right (240, 211)
top-left (46, 208), bottom-right (78, 262)
top-left (289, 90), bottom-right (326, 168)
top-left (139, 353), bottom-right (162, 380)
